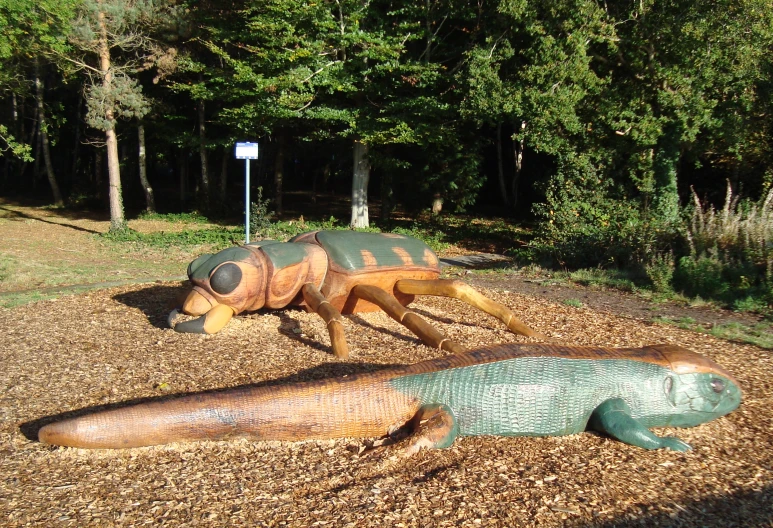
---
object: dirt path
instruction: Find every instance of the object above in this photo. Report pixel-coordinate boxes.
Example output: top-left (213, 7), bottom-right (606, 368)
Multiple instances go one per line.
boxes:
top-left (466, 274), bottom-right (765, 329)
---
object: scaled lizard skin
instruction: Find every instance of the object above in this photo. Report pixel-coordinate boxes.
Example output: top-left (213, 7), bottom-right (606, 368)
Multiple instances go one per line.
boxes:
top-left (38, 343), bottom-right (741, 452)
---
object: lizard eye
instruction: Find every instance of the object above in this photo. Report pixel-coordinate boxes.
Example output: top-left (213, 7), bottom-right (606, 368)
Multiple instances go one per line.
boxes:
top-left (664, 376), bottom-right (673, 394)
top-left (210, 263), bottom-right (242, 295)
top-left (710, 378), bottom-right (725, 394)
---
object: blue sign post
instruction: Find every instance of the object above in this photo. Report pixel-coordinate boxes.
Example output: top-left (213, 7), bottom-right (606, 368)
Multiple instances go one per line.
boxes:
top-left (234, 142), bottom-right (259, 243)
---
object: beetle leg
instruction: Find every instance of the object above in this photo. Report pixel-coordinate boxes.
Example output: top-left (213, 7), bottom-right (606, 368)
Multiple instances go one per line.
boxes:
top-left (394, 279), bottom-right (544, 339)
top-left (301, 283), bottom-right (349, 359)
top-left (351, 285), bottom-right (466, 354)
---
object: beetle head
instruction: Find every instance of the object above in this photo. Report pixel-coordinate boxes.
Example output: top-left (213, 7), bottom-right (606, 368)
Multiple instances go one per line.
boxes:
top-left (183, 246), bottom-right (269, 314)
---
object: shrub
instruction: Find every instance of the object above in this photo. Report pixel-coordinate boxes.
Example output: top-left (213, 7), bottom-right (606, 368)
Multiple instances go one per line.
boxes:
top-left (250, 187), bottom-right (275, 239)
top-left (534, 165), bottom-right (678, 269)
top-left (674, 182), bottom-right (773, 311)
top-left (645, 252), bottom-right (675, 293)
top-left (673, 254), bottom-right (728, 299)
top-left (685, 181), bottom-right (773, 270)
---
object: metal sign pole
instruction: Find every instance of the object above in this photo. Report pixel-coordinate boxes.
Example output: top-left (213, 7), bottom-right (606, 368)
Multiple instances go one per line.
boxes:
top-left (244, 158), bottom-right (250, 243)
top-left (234, 142), bottom-right (259, 244)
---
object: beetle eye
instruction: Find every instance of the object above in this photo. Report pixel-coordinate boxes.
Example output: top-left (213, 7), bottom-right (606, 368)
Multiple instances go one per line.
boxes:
top-left (710, 378), bottom-right (726, 394)
top-left (210, 263), bottom-right (242, 295)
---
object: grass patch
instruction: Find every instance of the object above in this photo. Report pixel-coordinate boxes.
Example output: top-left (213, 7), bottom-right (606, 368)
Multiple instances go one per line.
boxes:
top-left (136, 211), bottom-right (212, 224)
top-left (102, 226), bottom-right (244, 250)
top-left (654, 316), bottom-right (773, 349)
top-left (0, 290), bottom-right (49, 308)
top-left (563, 298), bottom-right (583, 308)
top-left (0, 253), bottom-right (13, 282)
top-left (564, 268), bottom-right (640, 292)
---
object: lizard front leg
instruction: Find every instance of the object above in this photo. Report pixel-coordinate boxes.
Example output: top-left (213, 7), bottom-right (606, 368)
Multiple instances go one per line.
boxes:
top-left (588, 398), bottom-right (691, 451)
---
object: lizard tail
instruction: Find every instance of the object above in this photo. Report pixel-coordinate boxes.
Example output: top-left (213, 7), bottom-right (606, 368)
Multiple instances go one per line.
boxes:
top-left (38, 376), bottom-right (417, 449)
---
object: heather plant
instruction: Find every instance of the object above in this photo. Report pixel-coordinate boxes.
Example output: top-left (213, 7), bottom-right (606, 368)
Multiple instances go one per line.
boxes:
top-left (685, 182), bottom-right (773, 266)
top-left (674, 182), bottom-right (773, 311)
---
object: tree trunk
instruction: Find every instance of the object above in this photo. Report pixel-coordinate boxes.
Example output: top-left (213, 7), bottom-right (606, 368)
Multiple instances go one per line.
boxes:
top-left (512, 120), bottom-right (526, 210)
top-left (496, 123), bottom-right (510, 206)
top-left (70, 96), bottom-right (82, 186)
top-left (179, 149), bottom-right (188, 208)
top-left (19, 92), bottom-right (34, 181)
top-left (197, 96), bottom-right (210, 211)
top-left (98, 5), bottom-right (126, 231)
top-left (274, 131), bottom-right (286, 215)
top-left (424, 0), bottom-right (433, 63)
top-left (219, 148), bottom-right (228, 206)
top-left (350, 140), bottom-right (370, 228)
top-left (431, 193), bottom-right (443, 215)
top-left (32, 115), bottom-right (41, 191)
top-left (5, 94), bottom-right (19, 185)
top-left (379, 150), bottom-right (394, 223)
top-left (138, 124), bottom-right (155, 212)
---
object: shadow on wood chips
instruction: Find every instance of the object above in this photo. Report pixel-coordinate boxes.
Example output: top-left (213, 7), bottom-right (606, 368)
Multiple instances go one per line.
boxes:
top-left (112, 283), bottom-right (190, 330)
top-left (578, 484), bottom-right (773, 527)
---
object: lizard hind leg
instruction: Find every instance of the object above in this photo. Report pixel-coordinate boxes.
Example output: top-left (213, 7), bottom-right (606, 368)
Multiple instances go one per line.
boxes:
top-left (394, 278), bottom-right (544, 339)
top-left (396, 404), bottom-right (459, 458)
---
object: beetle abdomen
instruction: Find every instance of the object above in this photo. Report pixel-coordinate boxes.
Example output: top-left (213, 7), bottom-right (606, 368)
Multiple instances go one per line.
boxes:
top-left (291, 231), bottom-right (441, 313)
top-left (292, 231), bottom-right (440, 274)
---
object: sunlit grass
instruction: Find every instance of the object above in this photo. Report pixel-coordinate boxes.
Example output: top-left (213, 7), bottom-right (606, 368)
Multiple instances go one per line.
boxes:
top-left (654, 316), bottom-right (773, 349)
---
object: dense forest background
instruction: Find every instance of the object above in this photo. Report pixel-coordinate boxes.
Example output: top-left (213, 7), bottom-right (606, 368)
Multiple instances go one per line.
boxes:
top-left (1, 0), bottom-right (773, 298)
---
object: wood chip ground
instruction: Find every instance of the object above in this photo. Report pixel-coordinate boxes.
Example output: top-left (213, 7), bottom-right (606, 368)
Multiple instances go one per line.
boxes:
top-left (1, 281), bottom-right (771, 527)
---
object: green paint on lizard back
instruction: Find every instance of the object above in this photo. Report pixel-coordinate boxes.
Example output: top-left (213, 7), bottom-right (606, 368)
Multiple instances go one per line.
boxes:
top-left (390, 356), bottom-right (741, 437)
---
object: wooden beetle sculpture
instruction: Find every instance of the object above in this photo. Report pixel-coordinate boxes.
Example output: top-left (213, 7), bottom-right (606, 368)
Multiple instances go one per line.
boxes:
top-left (168, 230), bottom-right (543, 358)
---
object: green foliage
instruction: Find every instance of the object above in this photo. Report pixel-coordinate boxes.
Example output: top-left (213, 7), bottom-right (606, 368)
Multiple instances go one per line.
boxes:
top-left (102, 226), bottom-right (243, 249)
top-left (533, 158), bottom-right (680, 269)
top-left (0, 125), bottom-right (32, 162)
top-left (563, 298), bottom-right (583, 308)
top-left (673, 255), bottom-right (730, 300)
top-left (136, 211), bottom-right (210, 224)
top-left (249, 187), bottom-right (275, 239)
top-left (390, 225), bottom-right (449, 254)
top-left (85, 75), bottom-right (150, 130)
top-left (645, 253), bottom-right (675, 294)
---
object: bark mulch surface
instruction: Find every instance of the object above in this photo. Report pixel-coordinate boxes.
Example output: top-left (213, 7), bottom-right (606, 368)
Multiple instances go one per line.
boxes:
top-left (1, 279), bottom-right (771, 527)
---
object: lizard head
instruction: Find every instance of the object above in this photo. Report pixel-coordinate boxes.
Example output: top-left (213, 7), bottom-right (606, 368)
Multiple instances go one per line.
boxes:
top-left (657, 347), bottom-right (742, 427)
